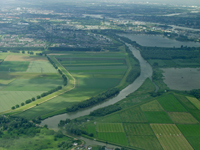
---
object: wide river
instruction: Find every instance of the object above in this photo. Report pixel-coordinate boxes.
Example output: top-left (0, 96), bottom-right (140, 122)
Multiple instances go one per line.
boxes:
top-left (41, 43), bottom-right (153, 129)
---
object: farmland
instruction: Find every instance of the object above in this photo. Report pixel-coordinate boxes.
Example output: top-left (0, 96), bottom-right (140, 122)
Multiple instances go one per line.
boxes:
top-left (168, 112), bottom-right (199, 124)
top-left (97, 123), bottom-right (124, 132)
top-left (186, 96), bottom-right (200, 110)
top-left (0, 52), bottom-right (63, 113)
top-left (150, 124), bottom-right (193, 150)
top-left (14, 50), bottom-right (133, 119)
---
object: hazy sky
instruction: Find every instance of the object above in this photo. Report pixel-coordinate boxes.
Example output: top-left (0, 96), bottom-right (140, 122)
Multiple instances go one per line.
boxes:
top-left (0, 0), bottom-right (200, 6)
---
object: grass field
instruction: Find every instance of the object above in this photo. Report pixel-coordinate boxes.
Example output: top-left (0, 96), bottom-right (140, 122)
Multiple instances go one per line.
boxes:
top-left (157, 94), bottom-right (187, 112)
top-left (97, 132), bottom-right (129, 146)
top-left (144, 111), bottom-right (173, 123)
top-left (120, 107), bottom-right (147, 123)
top-left (97, 113), bottom-right (122, 123)
top-left (186, 96), bottom-right (200, 110)
top-left (83, 123), bottom-right (97, 138)
top-left (124, 123), bottom-right (154, 136)
top-left (0, 61), bottom-right (30, 72)
top-left (140, 100), bottom-right (164, 111)
top-left (177, 124), bottom-right (200, 149)
top-left (14, 51), bottom-right (130, 119)
top-left (0, 91), bottom-right (45, 112)
top-left (2, 79), bottom-right (63, 91)
top-left (27, 61), bottom-right (58, 73)
top-left (96, 123), bottom-right (124, 132)
top-left (4, 55), bottom-right (47, 61)
top-left (168, 112), bottom-right (199, 124)
top-left (150, 124), bottom-right (193, 150)
top-left (127, 136), bottom-right (163, 150)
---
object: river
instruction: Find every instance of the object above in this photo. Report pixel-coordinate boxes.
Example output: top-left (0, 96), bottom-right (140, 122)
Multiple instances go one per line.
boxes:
top-left (41, 43), bottom-right (153, 129)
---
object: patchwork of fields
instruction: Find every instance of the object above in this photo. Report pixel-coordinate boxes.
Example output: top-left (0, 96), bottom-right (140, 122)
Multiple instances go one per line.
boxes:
top-left (15, 51), bottom-right (132, 119)
top-left (0, 53), bottom-right (62, 113)
top-left (82, 93), bottom-right (200, 150)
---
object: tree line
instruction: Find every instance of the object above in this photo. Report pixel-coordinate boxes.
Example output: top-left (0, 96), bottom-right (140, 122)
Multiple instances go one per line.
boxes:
top-left (66, 88), bottom-right (120, 112)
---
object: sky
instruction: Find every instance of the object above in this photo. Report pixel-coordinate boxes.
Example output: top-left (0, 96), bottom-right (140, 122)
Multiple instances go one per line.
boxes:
top-left (0, 0), bottom-right (200, 6)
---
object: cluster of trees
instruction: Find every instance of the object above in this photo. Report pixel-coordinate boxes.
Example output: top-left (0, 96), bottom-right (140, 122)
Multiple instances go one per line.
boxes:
top-left (0, 116), bottom-right (40, 138)
top-left (48, 47), bottom-right (101, 52)
top-left (89, 104), bottom-right (121, 116)
top-left (125, 45), bottom-right (140, 83)
top-left (58, 119), bottom-right (71, 127)
top-left (66, 88), bottom-right (119, 112)
top-left (11, 86), bottom-right (62, 110)
top-left (189, 89), bottom-right (200, 99)
top-left (47, 56), bottom-right (58, 69)
top-left (140, 48), bottom-right (200, 60)
top-left (58, 69), bottom-right (68, 86)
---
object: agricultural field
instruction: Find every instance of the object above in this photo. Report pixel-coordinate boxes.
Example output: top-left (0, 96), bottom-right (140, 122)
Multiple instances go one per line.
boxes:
top-left (177, 124), bottom-right (200, 149)
top-left (168, 112), bottom-right (199, 124)
top-left (16, 51), bottom-right (131, 119)
top-left (150, 124), bottom-right (193, 150)
top-left (186, 96), bottom-right (200, 110)
top-left (97, 132), bottom-right (129, 146)
top-left (27, 61), bottom-right (58, 73)
top-left (96, 123), bottom-right (124, 132)
top-left (0, 52), bottom-right (62, 113)
top-left (120, 107), bottom-right (147, 123)
top-left (144, 111), bottom-right (173, 123)
top-left (157, 94), bottom-right (187, 112)
top-left (140, 100), bottom-right (164, 111)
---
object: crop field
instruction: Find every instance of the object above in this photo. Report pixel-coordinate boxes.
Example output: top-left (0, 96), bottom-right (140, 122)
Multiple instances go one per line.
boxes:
top-left (97, 132), bottom-right (129, 146)
top-left (128, 136), bottom-right (163, 150)
top-left (157, 94), bottom-right (187, 112)
top-left (168, 112), bottom-right (199, 124)
top-left (186, 96), bottom-right (200, 110)
top-left (150, 124), bottom-right (193, 150)
top-left (144, 111), bottom-right (173, 123)
top-left (96, 123), bottom-right (124, 132)
top-left (0, 61), bottom-right (30, 72)
top-left (0, 53), bottom-right (63, 113)
top-left (140, 100), bottom-right (164, 111)
top-left (4, 55), bottom-right (48, 61)
top-left (177, 124), bottom-right (200, 149)
top-left (26, 61), bottom-right (58, 73)
top-left (2, 79), bottom-right (63, 91)
top-left (0, 91), bottom-right (45, 112)
top-left (97, 113), bottom-right (122, 123)
top-left (124, 123), bottom-right (154, 136)
top-left (120, 107), bottom-right (147, 123)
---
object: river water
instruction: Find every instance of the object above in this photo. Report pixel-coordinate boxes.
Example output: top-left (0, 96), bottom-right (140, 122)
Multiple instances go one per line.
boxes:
top-left (41, 43), bottom-right (153, 129)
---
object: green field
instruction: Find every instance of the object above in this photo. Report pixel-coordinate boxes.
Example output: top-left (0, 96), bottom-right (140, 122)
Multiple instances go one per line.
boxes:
top-left (15, 51), bottom-right (130, 119)
top-left (120, 107), bottom-right (147, 123)
top-left (96, 123), bottom-right (124, 132)
top-left (27, 61), bottom-right (58, 73)
top-left (140, 100), bottom-right (164, 111)
top-left (168, 112), bottom-right (199, 124)
top-left (186, 96), bottom-right (200, 110)
top-left (97, 113), bottom-right (122, 123)
top-left (157, 94), bottom-right (187, 112)
top-left (0, 61), bottom-right (30, 72)
top-left (124, 123), bottom-right (154, 136)
top-left (83, 124), bottom-right (97, 138)
top-left (97, 132), bottom-right (128, 146)
top-left (0, 91), bottom-right (45, 112)
top-left (150, 124), bottom-right (193, 150)
top-left (144, 111), bottom-right (173, 123)
top-left (2, 79), bottom-right (63, 91)
top-left (177, 124), bottom-right (200, 149)
top-left (127, 136), bottom-right (163, 150)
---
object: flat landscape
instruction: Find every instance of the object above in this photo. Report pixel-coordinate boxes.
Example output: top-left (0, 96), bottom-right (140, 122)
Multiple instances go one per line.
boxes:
top-left (0, 52), bottom-right (63, 113)
top-left (81, 92), bottom-right (199, 150)
top-left (14, 50), bottom-right (133, 119)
